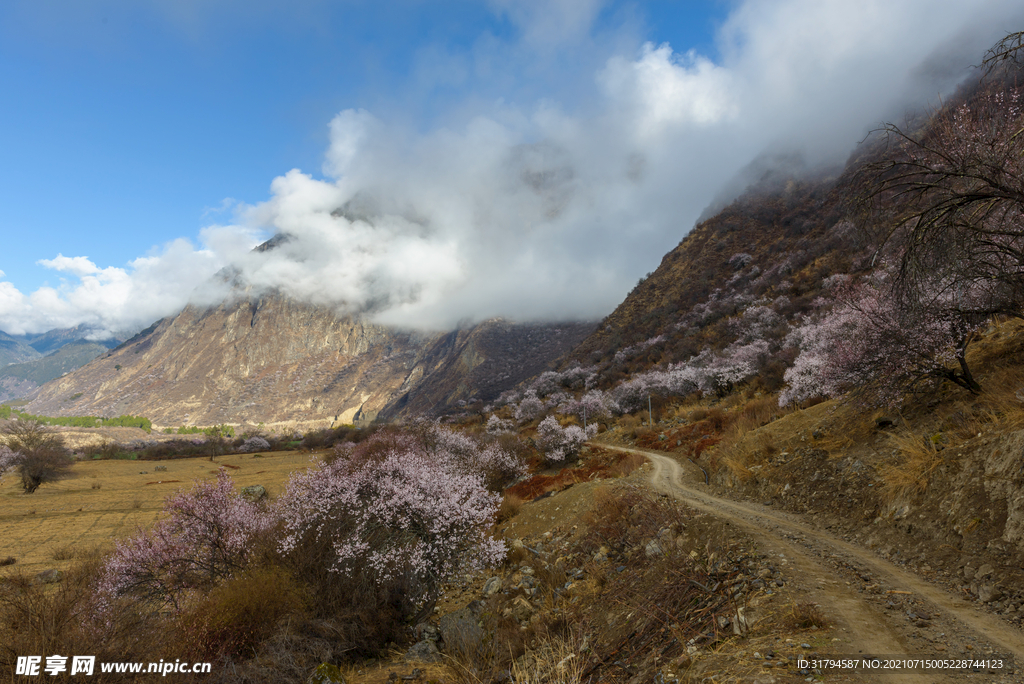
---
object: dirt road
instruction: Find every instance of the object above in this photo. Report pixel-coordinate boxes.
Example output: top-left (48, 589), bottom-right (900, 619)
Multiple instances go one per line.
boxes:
top-left (601, 443), bottom-right (1024, 683)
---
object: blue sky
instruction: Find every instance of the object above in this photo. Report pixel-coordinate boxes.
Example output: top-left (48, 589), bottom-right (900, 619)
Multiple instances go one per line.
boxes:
top-left (0, 1), bottom-right (722, 291)
top-left (1, 0), bottom-right (1022, 336)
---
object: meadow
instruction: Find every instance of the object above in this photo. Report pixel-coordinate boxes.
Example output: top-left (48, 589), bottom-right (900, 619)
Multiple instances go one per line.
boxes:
top-left (0, 449), bottom-right (317, 575)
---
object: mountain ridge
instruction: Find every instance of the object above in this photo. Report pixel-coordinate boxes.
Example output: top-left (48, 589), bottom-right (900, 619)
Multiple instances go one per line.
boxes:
top-left (24, 294), bottom-right (594, 429)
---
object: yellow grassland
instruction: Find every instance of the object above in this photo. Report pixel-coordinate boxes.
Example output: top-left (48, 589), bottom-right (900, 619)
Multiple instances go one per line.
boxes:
top-left (0, 450), bottom-right (319, 575)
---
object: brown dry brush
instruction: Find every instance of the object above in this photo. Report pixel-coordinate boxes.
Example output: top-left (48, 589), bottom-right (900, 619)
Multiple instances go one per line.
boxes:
top-left (446, 486), bottom-right (750, 684)
top-left (0, 554), bottom-right (164, 683)
top-left (444, 609), bottom-right (578, 684)
top-left (572, 487), bottom-right (753, 681)
top-left (505, 448), bottom-right (647, 502)
top-left (3, 420), bottom-right (73, 493)
top-left (581, 555), bottom-right (743, 682)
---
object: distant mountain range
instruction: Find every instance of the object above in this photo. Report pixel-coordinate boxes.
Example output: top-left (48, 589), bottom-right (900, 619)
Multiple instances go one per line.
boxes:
top-left (0, 327), bottom-right (120, 402)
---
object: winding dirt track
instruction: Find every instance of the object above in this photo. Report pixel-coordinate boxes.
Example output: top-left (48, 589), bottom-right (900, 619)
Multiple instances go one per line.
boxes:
top-left (601, 443), bottom-right (1024, 683)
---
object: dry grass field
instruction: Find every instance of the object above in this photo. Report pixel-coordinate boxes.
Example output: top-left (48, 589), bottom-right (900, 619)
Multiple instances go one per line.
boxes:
top-left (0, 449), bottom-right (320, 576)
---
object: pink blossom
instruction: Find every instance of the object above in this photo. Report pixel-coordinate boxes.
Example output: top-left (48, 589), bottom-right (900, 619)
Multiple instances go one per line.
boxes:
top-left (535, 416), bottom-right (596, 464)
top-left (278, 432), bottom-right (505, 614)
top-left (96, 470), bottom-right (273, 613)
top-left (514, 390), bottom-right (545, 423)
top-left (0, 445), bottom-right (19, 473)
top-left (780, 274), bottom-right (982, 406)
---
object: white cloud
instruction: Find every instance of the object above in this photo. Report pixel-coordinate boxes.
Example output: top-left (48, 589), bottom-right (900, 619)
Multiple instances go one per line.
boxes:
top-left (212, 0), bottom-right (1023, 330)
top-left (36, 254), bottom-right (101, 278)
top-left (0, 234), bottom-right (261, 337)
top-left (3, 0), bottom-right (1024, 337)
top-left (601, 45), bottom-right (738, 131)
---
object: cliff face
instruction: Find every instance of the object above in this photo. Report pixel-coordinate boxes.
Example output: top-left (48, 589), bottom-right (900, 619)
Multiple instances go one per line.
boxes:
top-left (25, 294), bottom-right (593, 430)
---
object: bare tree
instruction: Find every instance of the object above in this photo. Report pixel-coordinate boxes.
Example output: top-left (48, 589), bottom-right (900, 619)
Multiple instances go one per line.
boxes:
top-left (1, 421), bottom-right (72, 493)
top-left (857, 47), bottom-right (1024, 324)
top-left (982, 31), bottom-right (1024, 73)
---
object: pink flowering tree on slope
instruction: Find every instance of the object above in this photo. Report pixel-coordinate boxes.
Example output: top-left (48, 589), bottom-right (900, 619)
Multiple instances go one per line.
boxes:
top-left (416, 423), bottom-right (526, 491)
top-left (97, 470), bottom-right (273, 612)
top-left (535, 416), bottom-right (597, 464)
top-left (514, 390), bottom-right (545, 423)
top-left (558, 389), bottom-right (615, 422)
top-left (278, 429), bottom-right (506, 620)
top-left (784, 54), bottom-right (1024, 407)
top-left (780, 274), bottom-right (982, 407)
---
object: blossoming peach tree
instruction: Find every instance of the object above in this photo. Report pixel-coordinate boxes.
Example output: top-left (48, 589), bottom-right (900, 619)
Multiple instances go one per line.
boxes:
top-left (97, 470), bottom-right (273, 613)
top-left (277, 430), bottom-right (507, 619)
top-left (97, 427), bottom-right (512, 623)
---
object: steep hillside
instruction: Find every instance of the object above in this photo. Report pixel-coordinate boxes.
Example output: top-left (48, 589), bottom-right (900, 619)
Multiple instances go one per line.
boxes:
top-left (24, 294), bottom-right (592, 430)
top-left (378, 319), bottom-right (595, 421)
top-left (0, 340), bottom-right (112, 402)
top-left (569, 168), bottom-right (855, 370)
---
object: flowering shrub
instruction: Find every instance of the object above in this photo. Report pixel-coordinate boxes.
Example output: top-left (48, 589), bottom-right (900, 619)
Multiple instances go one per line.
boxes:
top-left (97, 470), bottom-right (273, 612)
top-left (278, 432), bottom-right (505, 618)
top-left (238, 436), bottom-right (271, 453)
top-left (535, 416), bottom-right (597, 464)
top-left (607, 338), bottom-right (770, 411)
top-left (613, 335), bottom-right (666, 364)
top-left (485, 414), bottom-right (514, 435)
top-left (0, 446), bottom-right (17, 473)
top-left (865, 86), bottom-right (1024, 321)
top-left (531, 371), bottom-right (565, 397)
top-left (558, 389), bottom-right (615, 421)
top-left (474, 442), bottom-right (530, 489)
top-left (779, 276), bottom-right (983, 407)
top-left (730, 305), bottom-right (783, 343)
top-left (728, 252), bottom-right (753, 269)
top-left (544, 390), bottom-right (571, 408)
top-left (417, 423), bottom-right (526, 490)
top-left (514, 391), bottom-right (545, 423)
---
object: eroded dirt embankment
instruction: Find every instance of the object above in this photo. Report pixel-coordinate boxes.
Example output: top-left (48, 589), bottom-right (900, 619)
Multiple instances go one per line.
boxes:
top-left (708, 426), bottom-right (1024, 624)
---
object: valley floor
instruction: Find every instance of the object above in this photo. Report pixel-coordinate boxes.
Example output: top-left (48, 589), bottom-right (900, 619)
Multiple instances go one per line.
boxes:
top-left (0, 449), bottom-right (315, 574)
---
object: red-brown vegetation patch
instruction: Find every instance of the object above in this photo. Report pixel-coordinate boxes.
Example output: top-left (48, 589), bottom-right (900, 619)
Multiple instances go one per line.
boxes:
top-left (506, 446), bottom-right (647, 500)
top-left (505, 470), bottom-right (588, 500)
top-left (636, 414), bottom-right (734, 456)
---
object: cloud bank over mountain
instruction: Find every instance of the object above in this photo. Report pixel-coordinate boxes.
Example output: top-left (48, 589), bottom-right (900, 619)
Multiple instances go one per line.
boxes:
top-left (3, 0), bottom-right (1022, 337)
